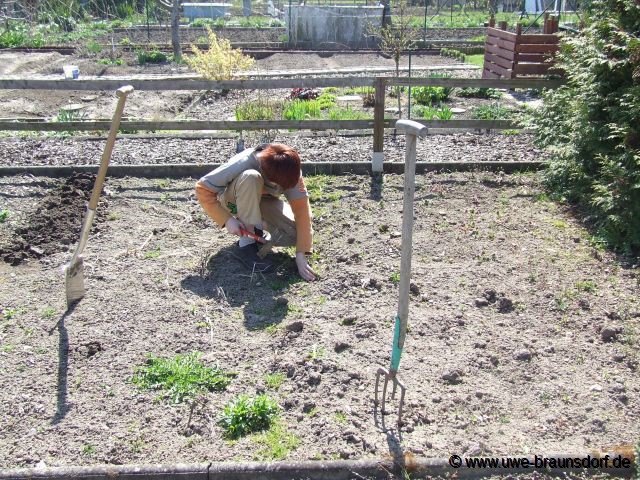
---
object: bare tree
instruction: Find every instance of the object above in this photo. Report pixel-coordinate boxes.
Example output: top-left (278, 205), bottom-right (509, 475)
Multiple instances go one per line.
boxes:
top-left (367, 0), bottom-right (420, 119)
top-left (157, 0), bottom-right (181, 61)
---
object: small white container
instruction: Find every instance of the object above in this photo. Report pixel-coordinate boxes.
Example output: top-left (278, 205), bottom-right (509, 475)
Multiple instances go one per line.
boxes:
top-left (63, 65), bottom-right (79, 79)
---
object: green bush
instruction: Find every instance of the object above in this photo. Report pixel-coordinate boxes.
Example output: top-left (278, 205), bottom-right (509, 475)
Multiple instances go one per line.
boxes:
top-left (219, 394), bottom-right (280, 438)
top-left (138, 49), bottom-right (168, 65)
top-left (472, 103), bottom-right (512, 120)
top-left (533, 0), bottom-right (640, 251)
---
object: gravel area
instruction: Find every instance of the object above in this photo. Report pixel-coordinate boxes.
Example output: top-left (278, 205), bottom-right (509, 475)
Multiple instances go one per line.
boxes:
top-left (0, 133), bottom-right (546, 167)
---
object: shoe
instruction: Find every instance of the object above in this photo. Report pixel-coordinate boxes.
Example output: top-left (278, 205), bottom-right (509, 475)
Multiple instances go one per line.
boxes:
top-left (231, 242), bottom-right (274, 273)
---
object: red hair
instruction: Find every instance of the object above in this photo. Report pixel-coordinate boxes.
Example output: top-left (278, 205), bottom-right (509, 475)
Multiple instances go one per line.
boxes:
top-left (257, 143), bottom-right (301, 190)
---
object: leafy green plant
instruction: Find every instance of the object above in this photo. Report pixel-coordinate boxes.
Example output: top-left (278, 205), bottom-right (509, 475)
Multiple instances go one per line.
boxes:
top-left (98, 58), bottom-right (124, 65)
top-left (0, 209), bottom-right (8, 223)
top-left (413, 75), bottom-right (454, 106)
top-left (390, 272), bottom-right (400, 285)
top-left (219, 394), bottom-right (280, 438)
top-left (414, 104), bottom-right (453, 120)
top-left (472, 103), bottom-right (512, 120)
top-left (458, 87), bottom-right (503, 99)
top-left (138, 49), bottom-right (167, 65)
top-left (131, 352), bottom-right (233, 403)
top-left (283, 100), bottom-right (322, 120)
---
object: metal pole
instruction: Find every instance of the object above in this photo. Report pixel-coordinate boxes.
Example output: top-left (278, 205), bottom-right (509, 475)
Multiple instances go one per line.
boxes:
top-left (288, 0), bottom-right (292, 48)
top-left (422, 0), bottom-right (427, 44)
top-left (407, 51), bottom-right (412, 119)
top-left (145, 0), bottom-right (150, 42)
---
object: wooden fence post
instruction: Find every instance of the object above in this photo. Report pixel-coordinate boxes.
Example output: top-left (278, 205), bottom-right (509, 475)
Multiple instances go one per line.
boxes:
top-left (372, 77), bottom-right (386, 172)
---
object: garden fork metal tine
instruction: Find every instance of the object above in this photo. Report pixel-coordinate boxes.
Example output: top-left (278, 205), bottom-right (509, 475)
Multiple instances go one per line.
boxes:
top-left (375, 366), bottom-right (406, 430)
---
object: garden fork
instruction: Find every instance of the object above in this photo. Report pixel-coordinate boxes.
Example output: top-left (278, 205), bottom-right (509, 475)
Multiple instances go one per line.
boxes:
top-left (374, 120), bottom-right (428, 430)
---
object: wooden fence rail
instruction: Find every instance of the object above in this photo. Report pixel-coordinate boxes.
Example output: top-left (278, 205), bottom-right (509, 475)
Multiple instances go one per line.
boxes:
top-left (0, 75), bottom-right (562, 171)
top-left (0, 119), bottom-right (518, 132)
top-left (0, 76), bottom-right (564, 91)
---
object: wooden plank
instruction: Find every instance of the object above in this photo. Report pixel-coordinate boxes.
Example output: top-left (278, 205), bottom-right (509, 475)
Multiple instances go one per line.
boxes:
top-left (0, 76), bottom-right (376, 91)
top-left (486, 27), bottom-right (517, 42)
top-left (516, 43), bottom-right (559, 54)
top-left (514, 63), bottom-right (552, 75)
top-left (0, 76), bottom-right (564, 93)
top-left (373, 77), bottom-right (386, 153)
top-left (483, 61), bottom-right (513, 78)
top-left (518, 34), bottom-right (559, 44)
top-left (388, 119), bottom-right (518, 129)
top-left (392, 77), bottom-right (563, 89)
top-left (0, 119), bottom-right (376, 132)
top-left (517, 53), bottom-right (552, 63)
top-left (482, 69), bottom-right (501, 79)
top-left (0, 118), bottom-right (521, 133)
top-left (486, 43), bottom-right (516, 61)
top-left (485, 36), bottom-right (517, 52)
top-left (485, 52), bottom-right (514, 70)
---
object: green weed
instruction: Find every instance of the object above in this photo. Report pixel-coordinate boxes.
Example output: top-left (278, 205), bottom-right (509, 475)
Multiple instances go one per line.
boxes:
top-left (235, 99), bottom-right (281, 121)
top-left (390, 272), bottom-right (400, 285)
top-left (327, 106), bottom-right (370, 120)
top-left (82, 444), bottom-right (96, 456)
top-left (253, 421), bottom-right (299, 460)
top-left (144, 247), bottom-right (161, 259)
top-left (219, 394), bottom-right (280, 438)
top-left (132, 352), bottom-right (233, 403)
top-left (307, 344), bottom-right (325, 361)
top-left (264, 372), bottom-right (286, 390)
top-left (0, 209), bottom-right (8, 222)
top-left (334, 411), bottom-right (347, 424)
top-left (575, 280), bottom-right (597, 293)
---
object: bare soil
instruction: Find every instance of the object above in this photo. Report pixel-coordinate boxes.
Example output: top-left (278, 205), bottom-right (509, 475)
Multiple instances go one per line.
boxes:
top-left (0, 50), bottom-right (479, 121)
top-left (1, 170), bottom-right (639, 469)
top-left (0, 132), bottom-right (546, 167)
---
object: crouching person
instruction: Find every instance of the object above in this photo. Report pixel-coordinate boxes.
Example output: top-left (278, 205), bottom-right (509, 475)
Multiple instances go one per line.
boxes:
top-left (195, 143), bottom-right (316, 281)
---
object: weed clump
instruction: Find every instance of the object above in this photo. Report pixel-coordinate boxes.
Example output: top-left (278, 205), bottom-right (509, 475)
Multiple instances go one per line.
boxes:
top-left (132, 352), bottom-right (233, 403)
top-left (219, 394), bottom-right (280, 438)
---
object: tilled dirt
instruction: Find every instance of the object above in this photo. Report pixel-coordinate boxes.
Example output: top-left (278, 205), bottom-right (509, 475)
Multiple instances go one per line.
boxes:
top-left (0, 173), bottom-right (106, 265)
top-left (0, 50), bottom-right (476, 120)
top-left (0, 132), bottom-right (545, 167)
top-left (0, 171), bottom-right (638, 469)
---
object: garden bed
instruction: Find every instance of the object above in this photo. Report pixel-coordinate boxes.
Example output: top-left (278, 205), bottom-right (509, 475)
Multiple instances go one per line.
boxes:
top-left (0, 169), bottom-right (638, 468)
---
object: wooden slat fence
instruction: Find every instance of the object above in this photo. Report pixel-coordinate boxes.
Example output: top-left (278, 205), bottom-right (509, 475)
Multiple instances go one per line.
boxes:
top-left (483, 15), bottom-right (561, 79)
